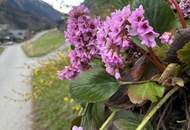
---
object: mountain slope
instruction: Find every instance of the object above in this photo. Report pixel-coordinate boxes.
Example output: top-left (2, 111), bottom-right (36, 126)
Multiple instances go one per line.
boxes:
top-left (0, 0), bottom-right (63, 30)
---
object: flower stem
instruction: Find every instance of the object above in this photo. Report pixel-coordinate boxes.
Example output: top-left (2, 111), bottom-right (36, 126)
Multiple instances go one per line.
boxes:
top-left (136, 86), bottom-right (179, 130)
top-left (99, 111), bottom-right (117, 130)
top-left (132, 43), bottom-right (166, 72)
top-left (148, 48), bottom-right (166, 72)
top-left (170, 0), bottom-right (187, 28)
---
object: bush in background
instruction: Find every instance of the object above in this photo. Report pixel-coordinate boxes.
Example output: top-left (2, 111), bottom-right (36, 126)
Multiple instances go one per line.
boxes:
top-left (32, 51), bottom-right (80, 130)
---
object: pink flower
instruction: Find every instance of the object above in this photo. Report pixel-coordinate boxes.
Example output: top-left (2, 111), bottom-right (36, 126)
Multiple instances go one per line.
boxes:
top-left (60, 4), bottom-right (160, 80)
top-left (179, 0), bottom-right (190, 18)
top-left (140, 30), bottom-right (159, 48)
top-left (72, 126), bottom-right (83, 130)
top-left (59, 5), bottom-right (101, 80)
top-left (128, 5), bottom-right (144, 24)
top-left (96, 5), bottom-right (132, 79)
top-left (96, 4), bottom-right (159, 79)
top-left (137, 20), bottom-right (152, 34)
top-left (160, 32), bottom-right (174, 45)
top-left (58, 65), bottom-right (80, 80)
top-left (128, 5), bottom-right (159, 48)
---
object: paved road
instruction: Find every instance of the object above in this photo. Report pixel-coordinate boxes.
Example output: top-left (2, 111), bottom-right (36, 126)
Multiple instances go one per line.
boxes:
top-left (0, 29), bottom-right (64, 130)
top-left (0, 45), bottom-right (33, 130)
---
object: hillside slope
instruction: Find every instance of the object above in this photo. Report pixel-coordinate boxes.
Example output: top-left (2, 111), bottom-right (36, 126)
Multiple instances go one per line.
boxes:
top-left (0, 0), bottom-right (62, 30)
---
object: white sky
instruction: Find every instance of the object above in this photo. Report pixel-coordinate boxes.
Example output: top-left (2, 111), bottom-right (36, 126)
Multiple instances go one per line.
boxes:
top-left (42, 0), bottom-right (85, 13)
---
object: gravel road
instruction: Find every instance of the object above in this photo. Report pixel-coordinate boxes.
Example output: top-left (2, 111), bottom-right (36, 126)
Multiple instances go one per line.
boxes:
top-left (0, 29), bottom-right (63, 130)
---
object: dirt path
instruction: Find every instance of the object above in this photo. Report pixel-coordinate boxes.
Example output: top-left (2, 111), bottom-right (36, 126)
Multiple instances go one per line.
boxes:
top-left (0, 29), bottom-right (66, 130)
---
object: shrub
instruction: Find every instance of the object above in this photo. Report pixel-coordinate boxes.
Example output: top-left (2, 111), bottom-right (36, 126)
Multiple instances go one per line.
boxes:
top-left (32, 51), bottom-right (81, 130)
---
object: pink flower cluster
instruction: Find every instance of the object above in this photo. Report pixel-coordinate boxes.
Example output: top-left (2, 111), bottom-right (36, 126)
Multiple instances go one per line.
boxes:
top-left (59, 4), bottom-right (159, 80)
top-left (58, 5), bottom-right (101, 80)
top-left (179, 0), bottom-right (190, 18)
top-left (160, 32), bottom-right (174, 45)
top-left (128, 5), bottom-right (159, 47)
top-left (97, 5), bottom-right (159, 79)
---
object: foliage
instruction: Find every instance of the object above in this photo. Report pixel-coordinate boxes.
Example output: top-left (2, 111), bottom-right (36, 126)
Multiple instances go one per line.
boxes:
top-left (48, 0), bottom-right (190, 130)
top-left (154, 45), bottom-right (170, 60)
top-left (81, 103), bottom-right (108, 130)
top-left (84, 0), bottom-right (116, 17)
top-left (32, 51), bottom-right (80, 130)
top-left (127, 82), bottom-right (165, 104)
top-left (22, 30), bottom-right (64, 57)
top-left (177, 43), bottom-right (190, 66)
top-left (70, 62), bottom-right (119, 103)
top-left (113, 111), bottom-right (153, 130)
top-left (84, 0), bottom-right (133, 18)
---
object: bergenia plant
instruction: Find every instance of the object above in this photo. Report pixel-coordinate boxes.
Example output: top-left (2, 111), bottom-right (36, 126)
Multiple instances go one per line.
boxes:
top-left (59, 0), bottom-right (190, 130)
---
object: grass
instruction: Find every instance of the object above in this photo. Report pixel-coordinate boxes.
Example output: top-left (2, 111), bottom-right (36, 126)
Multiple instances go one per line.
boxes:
top-left (0, 47), bottom-right (5, 55)
top-left (32, 50), bottom-right (80, 130)
top-left (22, 30), bottom-right (65, 57)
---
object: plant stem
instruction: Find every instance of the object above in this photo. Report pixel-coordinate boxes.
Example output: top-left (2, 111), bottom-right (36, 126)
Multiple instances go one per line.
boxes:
top-left (128, 0), bottom-right (132, 4)
top-left (170, 0), bottom-right (187, 28)
top-left (158, 63), bottom-right (180, 84)
top-left (133, 43), bottom-right (166, 73)
top-left (136, 86), bottom-right (179, 130)
top-left (148, 48), bottom-right (166, 72)
top-left (99, 111), bottom-right (117, 130)
top-left (119, 80), bottom-right (149, 85)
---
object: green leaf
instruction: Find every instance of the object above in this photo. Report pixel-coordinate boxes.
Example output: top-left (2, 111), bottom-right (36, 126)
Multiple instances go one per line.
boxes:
top-left (112, 0), bottom-right (130, 9)
top-left (81, 103), bottom-right (109, 130)
top-left (154, 45), bottom-right (170, 61)
top-left (127, 82), bottom-right (165, 104)
top-left (70, 65), bottom-right (119, 103)
top-left (186, 19), bottom-right (190, 27)
top-left (132, 0), bottom-right (176, 33)
top-left (177, 43), bottom-right (190, 67)
top-left (107, 86), bottom-right (134, 109)
top-left (71, 116), bottom-right (82, 128)
top-left (114, 110), bottom-right (153, 130)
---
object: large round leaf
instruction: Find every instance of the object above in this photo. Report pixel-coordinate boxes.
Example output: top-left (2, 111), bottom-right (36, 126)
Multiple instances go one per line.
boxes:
top-left (132, 0), bottom-right (176, 33)
top-left (127, 82), bottom-right (165, 104)
top-left (70, 66), bottom-right (119, 103)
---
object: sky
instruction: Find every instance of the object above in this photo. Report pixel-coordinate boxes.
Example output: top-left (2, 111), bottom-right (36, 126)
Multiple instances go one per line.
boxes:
top-left (42, 0), bottom-right (85, 13)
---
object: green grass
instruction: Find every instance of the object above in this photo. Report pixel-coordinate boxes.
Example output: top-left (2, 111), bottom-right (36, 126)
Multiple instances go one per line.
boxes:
top-left (0, 47), bottom-right (5, 55)
top-left (32, 51), bottom-right (80, 130)
top-left (22, 30), bottom-right (65, 57)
